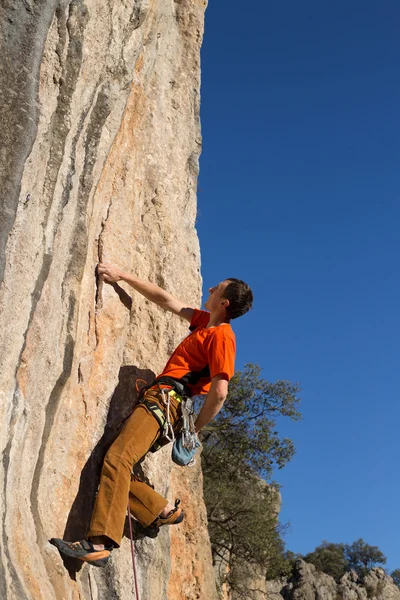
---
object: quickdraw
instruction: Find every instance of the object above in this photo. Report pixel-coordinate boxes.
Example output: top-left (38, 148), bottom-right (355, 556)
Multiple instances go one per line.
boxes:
top-left (180, 396), bottom-right (198, 452)
top-left (159, 386), bottom-right (176, 442)
top-left (160, 386), bottom-right (199, 454)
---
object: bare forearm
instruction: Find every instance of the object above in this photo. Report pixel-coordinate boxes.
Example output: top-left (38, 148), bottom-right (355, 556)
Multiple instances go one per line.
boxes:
top-left (97, 262), bottom-right (194, 319)
top-left (195, 391), bottom-right (225, 432)
top-left (119, 271), bottom-right (173, 306)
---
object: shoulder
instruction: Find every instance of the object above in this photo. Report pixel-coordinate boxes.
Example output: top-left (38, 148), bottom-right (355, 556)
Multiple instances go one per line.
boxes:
top-left (189, 309), bottom-right (210, 331)
top-left (208, 324), bottom-right (236, 346)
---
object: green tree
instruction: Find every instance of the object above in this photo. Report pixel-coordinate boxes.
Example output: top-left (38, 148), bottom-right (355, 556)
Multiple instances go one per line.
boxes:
top-left (303, 539), bottom-right (389, 581)
top-left (200, 364), bottom-right (301, 480)
top-left (200, 364), bottom-right (301, 595)
top-left (206, 469), bottom-right (291, 594)
top-left (344, 539), bottom-right (387, 578)
top-left (304, 541), bottom-right (348, 582)
top-left (280, 550), bottom-right (304, 578)
top-left (391, 569), bottom-right (400, 587)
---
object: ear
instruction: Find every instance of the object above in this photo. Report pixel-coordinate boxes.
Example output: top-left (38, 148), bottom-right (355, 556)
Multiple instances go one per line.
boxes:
top-left (221, 298), bottom-right (230, 308)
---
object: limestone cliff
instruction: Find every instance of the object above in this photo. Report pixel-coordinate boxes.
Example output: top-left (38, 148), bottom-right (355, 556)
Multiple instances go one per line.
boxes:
top-left (0, 1), bottom-right (216, 599)
top-left (265, 560), bottom-right (400, 600)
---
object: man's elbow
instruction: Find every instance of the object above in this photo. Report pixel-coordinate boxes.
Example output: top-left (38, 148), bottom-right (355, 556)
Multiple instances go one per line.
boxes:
top-left (213, 379), bottom-right (228, 404)
top-left (216, 386), bottom-right (227, 403)
top-left (214, 393), bottom-right (226, 406)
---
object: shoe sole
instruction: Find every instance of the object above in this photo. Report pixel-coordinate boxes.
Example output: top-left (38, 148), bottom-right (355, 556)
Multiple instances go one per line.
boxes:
top-left (80, 554), bottom-right (110, 568)
top-left (156, 508), bottom-right (185, 528)
top-left (50, 538), bottom-right (110, 568)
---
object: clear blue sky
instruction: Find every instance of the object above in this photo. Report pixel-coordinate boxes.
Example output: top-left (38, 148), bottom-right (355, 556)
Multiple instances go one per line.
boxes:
top-left (197, 0), bottom-right (400, 572)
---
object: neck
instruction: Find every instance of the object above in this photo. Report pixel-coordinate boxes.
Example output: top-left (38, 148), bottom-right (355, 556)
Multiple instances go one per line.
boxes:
top-left (207, 310), bottom-right (230, 328)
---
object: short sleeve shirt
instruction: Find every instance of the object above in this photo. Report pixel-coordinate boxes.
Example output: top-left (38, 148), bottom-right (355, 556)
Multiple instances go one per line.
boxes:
top-left (158, 309), bottom-right (236, 396)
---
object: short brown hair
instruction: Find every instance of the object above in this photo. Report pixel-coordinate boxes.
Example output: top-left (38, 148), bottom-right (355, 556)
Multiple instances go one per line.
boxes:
top-left (222, 278), bottom-right (253, 319)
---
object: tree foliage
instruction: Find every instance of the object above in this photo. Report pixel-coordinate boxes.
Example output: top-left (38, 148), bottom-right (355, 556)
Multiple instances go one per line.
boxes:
top-left (344, 538), bottom-right (386, 578)
top-left (200, 363), bottom-right (301, 480)
top-left (205, 469), bottom-right (292, 594)
top-left (304, 541), bottom-right (348, 582)
top-left (391, 569), bottom-right (400, 588)
top-left (304, 538), bottom-right (387, 580)
top-left (199, 364), bottom-right (301, 596)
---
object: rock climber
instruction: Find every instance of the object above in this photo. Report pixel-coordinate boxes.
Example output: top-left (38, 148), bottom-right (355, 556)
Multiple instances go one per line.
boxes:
top-left (51, 263), bottom-right (253, 567)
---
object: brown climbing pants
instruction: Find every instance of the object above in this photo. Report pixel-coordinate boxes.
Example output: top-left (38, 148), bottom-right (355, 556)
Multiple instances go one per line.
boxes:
top-left (87, 388), bottom-right (182, 547)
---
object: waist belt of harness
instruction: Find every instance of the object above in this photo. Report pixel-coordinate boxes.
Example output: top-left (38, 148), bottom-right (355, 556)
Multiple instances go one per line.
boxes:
top-left (153, 376), bottom-right (191, 398)
top-left (138, 376), bottom-right (190, 400)
top-left (138, 365), bottom-right (210, 401)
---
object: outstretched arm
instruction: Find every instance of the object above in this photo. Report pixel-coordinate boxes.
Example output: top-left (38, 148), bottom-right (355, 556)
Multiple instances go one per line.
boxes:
top-left (194, 375), bottom-right (228, 432)
top-left (97, 262), bottom-right (195, 322)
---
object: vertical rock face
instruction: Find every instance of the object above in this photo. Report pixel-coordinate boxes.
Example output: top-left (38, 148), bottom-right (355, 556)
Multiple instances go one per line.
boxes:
top-left (0, 1), bottom-right (217, 599)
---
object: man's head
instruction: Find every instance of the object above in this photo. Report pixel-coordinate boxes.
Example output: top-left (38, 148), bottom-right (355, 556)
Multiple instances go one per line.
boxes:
top-left (204, 278), bottom-right (253, 320)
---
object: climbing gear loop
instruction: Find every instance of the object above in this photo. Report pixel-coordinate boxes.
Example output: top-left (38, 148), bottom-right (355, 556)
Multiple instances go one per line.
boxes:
top-left (159, 385), bottom-right (176, 443)
top-left (180, 397), bottom-right (198, 451)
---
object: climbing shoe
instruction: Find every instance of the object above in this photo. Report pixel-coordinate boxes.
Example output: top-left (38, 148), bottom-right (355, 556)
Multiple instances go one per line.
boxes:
top-left (50, 538), bottom-right (112, 568)
top-left (153, 499), bottom-right (184, 528)
top-left (127, 500), bottom-right (184, 539)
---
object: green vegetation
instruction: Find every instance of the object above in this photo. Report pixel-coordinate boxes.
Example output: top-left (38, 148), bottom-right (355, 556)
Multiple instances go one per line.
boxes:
top-left (303, 538), bottom-right (395, 582)
top-left (304, 539), bottom-right (387, 581)
top-left (199, 364), bottom-right (399, 594)
top-left (199, 364), bottom-right (301, 594)
top-left (345, 538), bottom-right (387, 578)
top-left (391, 569), bottom-right (400, 587)
top-left (304, 541), bottom-right (348, 582)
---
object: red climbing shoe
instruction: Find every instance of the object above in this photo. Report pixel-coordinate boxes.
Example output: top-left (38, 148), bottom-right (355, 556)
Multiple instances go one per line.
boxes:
top-left (130, 500), bottom-right (184, 539)
top-left (154, 499), bottom-right (184, 528)
top-left (50, 538), bottom-right (112, 568)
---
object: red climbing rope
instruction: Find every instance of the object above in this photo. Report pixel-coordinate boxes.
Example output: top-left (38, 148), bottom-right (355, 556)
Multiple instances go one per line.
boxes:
top-left (127, 502), bottom-right (140, 600)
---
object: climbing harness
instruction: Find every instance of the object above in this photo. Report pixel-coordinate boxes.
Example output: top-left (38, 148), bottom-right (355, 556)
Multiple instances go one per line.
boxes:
top-left (137, 376), bottom-right (200, 460)
top-left (127, 501), bottom-right (140, 600)
top-left (138, 383), bottom-right (183, 452)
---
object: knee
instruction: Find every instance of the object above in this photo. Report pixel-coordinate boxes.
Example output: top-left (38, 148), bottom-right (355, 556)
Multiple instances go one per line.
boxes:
top-left (103, 449), bottom-right (140, 472)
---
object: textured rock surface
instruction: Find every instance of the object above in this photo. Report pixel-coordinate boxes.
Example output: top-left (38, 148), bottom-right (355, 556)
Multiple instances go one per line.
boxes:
top-left (266, 560), bottom-right (400, 600)
top-left (0, 0), bottom-right (217, 599)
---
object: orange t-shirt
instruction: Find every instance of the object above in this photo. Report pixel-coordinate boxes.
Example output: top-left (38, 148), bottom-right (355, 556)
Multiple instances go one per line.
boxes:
top-left (157, 309), bottom-right (236, 396)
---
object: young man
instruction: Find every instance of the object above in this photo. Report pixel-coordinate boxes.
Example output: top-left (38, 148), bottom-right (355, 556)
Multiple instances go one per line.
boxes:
top-left (51, 264), bottom-right (253, 567)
